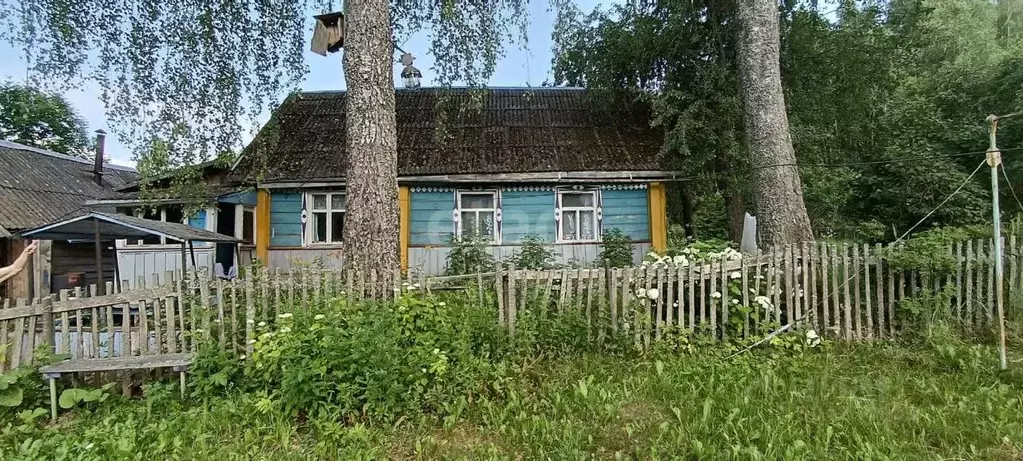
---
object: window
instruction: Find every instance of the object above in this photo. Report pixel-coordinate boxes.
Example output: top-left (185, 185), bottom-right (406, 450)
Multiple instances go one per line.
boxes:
top-left (124, 206), bottom-right (187, 246)
top-left (308, 193), bottom-right (345, 245)
top-left (557, 190), bottom-right (599, 242)
top-left (242, 208), bottom-right (255, 245)
top-left (455, 191), bottom-right (499, 242)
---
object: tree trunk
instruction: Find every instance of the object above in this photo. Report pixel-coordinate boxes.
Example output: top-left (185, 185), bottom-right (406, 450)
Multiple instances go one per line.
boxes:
top-left (735, 0), bottom-right (814, 246)
top-left (341, 0), bottom-right (400, 288)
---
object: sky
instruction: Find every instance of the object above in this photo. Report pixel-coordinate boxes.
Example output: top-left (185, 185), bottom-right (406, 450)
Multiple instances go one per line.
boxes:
top-left (0, 0), bottom-right (609, 167)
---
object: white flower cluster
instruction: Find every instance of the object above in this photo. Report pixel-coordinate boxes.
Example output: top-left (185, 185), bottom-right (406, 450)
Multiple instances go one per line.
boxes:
top-left (634, 288), bottom-right (660, 300)
top-left (642, 246), bottom-right (744, 268)
top-left (754, 295), bottom-right (777, 314)
top-left (805, 329), bottom-right (821, 347)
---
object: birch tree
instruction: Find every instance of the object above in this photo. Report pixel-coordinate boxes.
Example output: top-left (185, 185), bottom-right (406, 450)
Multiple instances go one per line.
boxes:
top-left (735, 0), bottom-right (814, 245)
top-left (1, 0), bottom-right (529, 278)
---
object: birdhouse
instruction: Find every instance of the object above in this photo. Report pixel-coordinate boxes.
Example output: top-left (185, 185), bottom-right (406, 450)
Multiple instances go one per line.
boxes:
top-left (400, 53), bottom-right (422, 88)
top-left (310, 12), bottom-right (344, 56)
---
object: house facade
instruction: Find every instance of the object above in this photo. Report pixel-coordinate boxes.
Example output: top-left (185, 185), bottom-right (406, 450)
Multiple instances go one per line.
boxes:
top-left (231, 88), bottom-right (673, 275)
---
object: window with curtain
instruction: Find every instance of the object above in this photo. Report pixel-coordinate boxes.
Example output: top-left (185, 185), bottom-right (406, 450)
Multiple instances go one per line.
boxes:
top-left (557, 190), bottom-right (599, 242)
top-left (455, 191), bottom-right (498, 242)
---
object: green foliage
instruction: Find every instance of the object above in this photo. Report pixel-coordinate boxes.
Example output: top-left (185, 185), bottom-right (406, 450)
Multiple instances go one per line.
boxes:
top-left (555, 0), bottom-right (1021, 241)
top-left (886, 225), bottom-right (990, 276)
top-left (444, 236), bottom-right (495, 275)
top-left (0, 82), bottom-right (90, 157)
top-left (0, 348), bottom-right (58, 416)
top-left (508, 234), bottom-right (556, 270)
top-left (598, 228), bottom-right (633, 268)
top-left (3, 341), bottom-right (1022, 459)
top-left (57, 384), bottom-right (115, 409)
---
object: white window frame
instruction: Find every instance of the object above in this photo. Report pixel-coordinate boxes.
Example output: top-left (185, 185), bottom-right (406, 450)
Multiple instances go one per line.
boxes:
top-left (454, 190), bottom-right (500, 243)
top-left (124, 206), bottom-right (188, 247)
top-left (305, 192), bottom-right (346, 246)
top-left (555, 189), bottom-right (601, 243)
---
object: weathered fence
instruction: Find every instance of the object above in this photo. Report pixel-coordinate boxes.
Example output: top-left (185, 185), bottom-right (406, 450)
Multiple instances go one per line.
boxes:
top-left (2, 237), bottom-right (1021, 370)
top-left (490, 237), bottom-right (1023, 345)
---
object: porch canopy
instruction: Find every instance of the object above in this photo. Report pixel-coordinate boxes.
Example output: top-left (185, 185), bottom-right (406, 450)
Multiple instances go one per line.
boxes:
top-left (20, 211), bottom-right (240, 294)
top-left (19, 211), bottom-right (239, 243)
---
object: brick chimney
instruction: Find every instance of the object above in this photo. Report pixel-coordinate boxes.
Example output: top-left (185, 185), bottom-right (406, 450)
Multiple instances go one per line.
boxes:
top-left (94, 129), bottom-right (106, 186)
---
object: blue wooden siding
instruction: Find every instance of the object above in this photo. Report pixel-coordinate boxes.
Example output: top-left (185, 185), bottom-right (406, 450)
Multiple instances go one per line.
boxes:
top-left (601, 189), bottom-right (650, 241)
top-left (218, 190), bottom-right (258, 206)
top-left (270, 192), bottom-right (303, 247)
top-left (501, 190), bottom-right (556, 243)
top-left (188, 209), bottom-right (206, 230)
top-left (410, 191), bottom-right (454, 245)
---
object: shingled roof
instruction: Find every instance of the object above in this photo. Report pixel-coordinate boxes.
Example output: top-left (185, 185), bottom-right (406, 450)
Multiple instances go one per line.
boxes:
top-left (231, 87), bottom-right (666, 183)
top-left (0, 140), bottom-right (138, 232)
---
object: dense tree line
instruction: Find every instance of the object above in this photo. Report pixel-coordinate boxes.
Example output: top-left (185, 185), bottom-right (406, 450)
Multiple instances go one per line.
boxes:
top-left (554, 0), bottom-right (1023, 243)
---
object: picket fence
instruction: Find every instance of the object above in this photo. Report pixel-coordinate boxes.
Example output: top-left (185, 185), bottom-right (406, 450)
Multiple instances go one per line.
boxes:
top-left (1, 237), bottom-right (1020, 371)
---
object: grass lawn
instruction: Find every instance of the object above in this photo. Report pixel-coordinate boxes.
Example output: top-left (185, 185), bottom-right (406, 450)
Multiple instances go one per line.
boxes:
top-left (3, 341), bottom-right (1022, 460)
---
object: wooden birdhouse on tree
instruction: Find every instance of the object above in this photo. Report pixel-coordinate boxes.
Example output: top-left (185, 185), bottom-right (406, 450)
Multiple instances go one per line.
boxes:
top-left (310, 12), bottom-right (344, 56)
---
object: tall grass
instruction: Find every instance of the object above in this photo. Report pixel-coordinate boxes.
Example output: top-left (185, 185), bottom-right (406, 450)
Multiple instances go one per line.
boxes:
top-left (1, 289), bottom-right (1021, 460)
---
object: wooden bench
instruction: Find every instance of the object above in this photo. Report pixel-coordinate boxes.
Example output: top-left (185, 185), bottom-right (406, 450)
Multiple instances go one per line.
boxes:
top-left (39, 353), bottom-right (193, 420)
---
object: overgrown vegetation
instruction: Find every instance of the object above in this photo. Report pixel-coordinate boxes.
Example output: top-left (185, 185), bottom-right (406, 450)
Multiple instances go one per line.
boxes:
top-left (598, 228), bottom-right (634, 268)
top-left (1, 298), bottom-right (1020, 459)
top-left (444, 236), bottom-right (495, 276)
top-left (508, 235), bottom-right (557, 270)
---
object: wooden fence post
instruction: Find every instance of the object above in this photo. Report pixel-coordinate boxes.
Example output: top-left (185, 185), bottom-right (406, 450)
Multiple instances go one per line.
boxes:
top-left (41, 297), bottom-right (54, 352)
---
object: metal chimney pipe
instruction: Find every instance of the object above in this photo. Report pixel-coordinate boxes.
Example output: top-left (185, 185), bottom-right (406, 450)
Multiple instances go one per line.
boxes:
top-left (94, 129), bottom-right (106, 186)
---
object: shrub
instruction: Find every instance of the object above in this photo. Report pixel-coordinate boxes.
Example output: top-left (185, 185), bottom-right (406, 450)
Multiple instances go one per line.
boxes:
top-left (508, 235), bottom-right (556, 270)
top-left (444, 236), bottom-right (495, 275)
top-left (240, 292), bottom-right (510, 421)
top-left (598, 229), bottom-right (633, 268)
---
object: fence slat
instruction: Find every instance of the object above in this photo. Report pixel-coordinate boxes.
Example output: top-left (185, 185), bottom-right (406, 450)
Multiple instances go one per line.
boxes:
top-left (863, 244), bottom-right (873, 340)
top-left (841, 244), bottom-right (853, 341)
top-left (59, 289), bottom-right (70, 355)
top-left (666, 266), bottom-right (675, 329)
top-left (655, 267), bottom-right (665, 341)
top-left (586, 269), bottom-right (595, 332)
top-left (875, 243), bottom-right (885, 340)
top-left (708, 261), bottom-right (717, 339)
top-left (744, 257), bottom-right (752, 337)
top-left (246, 275), bottom-right (255, 356)
top-left (766, 251), bottom-right (777, 328)
top-left (10, 299), bottom-right (26, 368)
top-left (783, 246), bottom-right (794, 327)
top-left (852, 244), bottom-right (862, 341)
top-left (829, 244), bottom-right (842, 338)
top-left (507, 270), bottom-right (517, 334)
top-left (820, 244), bottom-right (830, 334)
top-left (799, 243), bottom-right (808, 326)
top-left (982, 240), bottom-right (990, 327)
top-left (687, 263), bottom-right (696, 331)
top-left (139, 296), bottom-right (150, 355)
top-left (605, 267), bottom-right (613, 335)
top-left (965, 240), bottom-right (975, 328)
top-left (809, 243), bottom-right (819, 331)
top-left (495, 270), bottom-right (505, 325)
top-left (719, 259), bottom-right (729, 341)
top-left (216, 278), bottom-right (225, 349)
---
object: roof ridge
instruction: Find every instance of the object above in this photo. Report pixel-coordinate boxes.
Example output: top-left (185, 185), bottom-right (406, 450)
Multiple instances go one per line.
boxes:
top-left (0, 139), bottom-right (136, 172)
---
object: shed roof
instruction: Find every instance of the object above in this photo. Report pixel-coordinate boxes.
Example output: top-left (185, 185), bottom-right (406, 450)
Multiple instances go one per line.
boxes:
top-left (0, 140), bottom-right (138, 232)
top-left (230, 87), bottom-right (666, 183)
top-left (19, 211), bottom-right (240, 243)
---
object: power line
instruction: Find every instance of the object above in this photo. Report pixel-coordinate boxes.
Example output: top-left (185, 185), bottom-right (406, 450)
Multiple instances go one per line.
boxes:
top-left (1001, 163), bottom-right (1023, 212)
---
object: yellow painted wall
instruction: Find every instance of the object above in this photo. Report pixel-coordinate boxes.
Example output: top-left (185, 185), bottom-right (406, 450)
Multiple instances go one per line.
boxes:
top-left (256, 189), bottom-right (270, 264)
top-left (399, 186), bottom-right (411, 272)
top-left (649, 182), bottom-right (668, 253)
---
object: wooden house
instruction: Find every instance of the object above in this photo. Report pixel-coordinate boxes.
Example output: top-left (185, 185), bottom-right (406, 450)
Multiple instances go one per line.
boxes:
top-left (226, 87), bottom-right (674, 274)
top-left (0, 140), bottom-right (137, 298)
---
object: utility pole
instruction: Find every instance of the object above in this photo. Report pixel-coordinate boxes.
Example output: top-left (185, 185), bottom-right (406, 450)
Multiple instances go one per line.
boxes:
top-left (986, 111), bottom-right (1020, 370)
